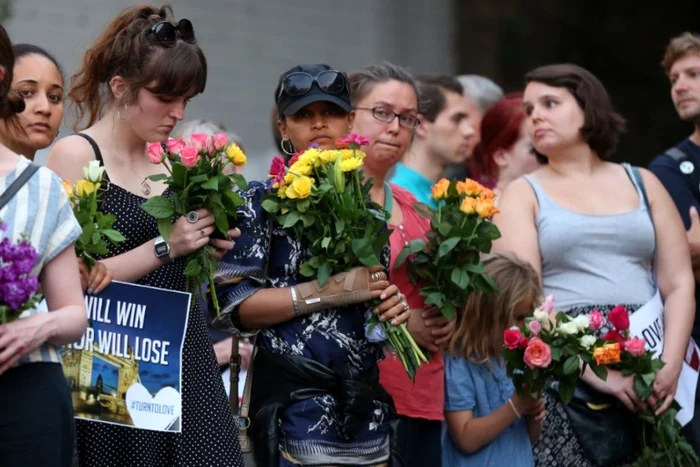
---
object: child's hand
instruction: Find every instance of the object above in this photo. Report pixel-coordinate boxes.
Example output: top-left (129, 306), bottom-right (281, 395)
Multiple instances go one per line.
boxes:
top-left (512, 389), bottom-right (540, 416)
top-left (524, 398), bottom-right (546, 421)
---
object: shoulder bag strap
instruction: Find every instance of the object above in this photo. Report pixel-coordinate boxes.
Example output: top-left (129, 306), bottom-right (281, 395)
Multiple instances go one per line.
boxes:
top-left (0, 163), bottom-right (40, 211)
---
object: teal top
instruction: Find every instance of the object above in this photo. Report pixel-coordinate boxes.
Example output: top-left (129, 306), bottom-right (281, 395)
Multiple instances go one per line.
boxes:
top-left (389, 163), bottom-right (436, 209)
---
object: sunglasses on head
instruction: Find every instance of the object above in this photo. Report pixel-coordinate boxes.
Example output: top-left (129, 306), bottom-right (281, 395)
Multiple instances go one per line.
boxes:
top-left (147, 19), bottom-right (196, 47)
top-left (279, 70), bottom-right (346, 99)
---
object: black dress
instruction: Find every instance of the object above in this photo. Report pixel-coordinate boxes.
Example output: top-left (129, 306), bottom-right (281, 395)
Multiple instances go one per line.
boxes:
top-left (74, 134), bottom-right (244, 467)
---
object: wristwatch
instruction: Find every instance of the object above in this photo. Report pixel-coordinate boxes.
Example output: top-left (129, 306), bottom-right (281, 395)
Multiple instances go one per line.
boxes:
top-left (154, 236), bottom-right (172, 263)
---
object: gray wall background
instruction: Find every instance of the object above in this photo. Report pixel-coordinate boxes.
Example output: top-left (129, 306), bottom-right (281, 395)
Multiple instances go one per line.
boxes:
top-left (4, 0), bottom-right (456, 180)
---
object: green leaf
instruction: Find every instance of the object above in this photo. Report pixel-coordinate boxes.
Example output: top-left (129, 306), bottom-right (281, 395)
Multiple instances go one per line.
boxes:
top-left (232, 173), bottom-right (248, 190)
top-left (102, 229), bottom-right (126, 243)
top-left (140, 196), bottom-right (175, 219)
top-left (438, 237), bottom-right (460, 258)
top-left (394, 247), bottom-right (413, 270)
top-left (80, 222), bottom-right (95, 245)
top-left (189, 174), bottom-right (208, 183)
top-left (563, 356), bottom-right (579, 375)
top-left (350, 238), bottom-right (380, 266)
top-left (91, 231), bottom-right (101, 245)
top-left (551, 347), bottom-right (563, 361)
top-left (641, 372), bottom-right (655, 387)
top-left (412, 202), bottom-right (434, 220)
top-left (157, 218), bottom-right (173, 242)
top-left (299, 262), bottom-right (315, 277)
top-left (202, 177), bottom-right (219, 191)
top-left (282, 211), bottom-right (301, 229)
top-left (317, 262), bottom-right (331, 287)
top-left (184, 259), bottom-right (202, 277)
top-left (634, 375), bottom-right (654, 400)
top-left (423, 292), bottom-right (445, 308)
top-left (335, 219), bottom-right (345, 234)
top-left (261, 198), bottom-right (280, 213)
top-left (450, 267), bottom-right (470, 289)
top-left (223, 191), bottom-right (244, 214)
top-left (147, 173), bottom-right (168, 182)
top-left (558, 380), bottom-right (575, 404)
top-left (214, 210), bottom-right (229, 235)
top-left (321, 237), bottom-right (331, 249)
top-left (590, 363), bottom-right (608, 381)
top-left (301, 215), bottom-right (315, 227)
top-left (437, 221), bottom-right (453, 237)
top-left (172, 163), bottom-right (186, 188)
top-left (441, 303), bottom-right (457, 321)
top-left (296, 199), bottom-right (310, 213)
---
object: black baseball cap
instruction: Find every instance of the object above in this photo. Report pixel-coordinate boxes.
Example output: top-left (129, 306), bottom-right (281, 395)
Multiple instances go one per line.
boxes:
top-left (275, 64), bottom-right (351, 117)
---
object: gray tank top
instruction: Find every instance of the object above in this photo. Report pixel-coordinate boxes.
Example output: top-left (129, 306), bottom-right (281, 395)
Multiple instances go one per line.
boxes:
top-left (523, 164), bottom-right (655, 311)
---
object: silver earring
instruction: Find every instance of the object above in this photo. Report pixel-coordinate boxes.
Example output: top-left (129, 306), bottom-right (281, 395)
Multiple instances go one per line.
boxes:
top-left (117, 102), bottom-right (128, 121)
top-left (280, 139), bottom-right (295, 156)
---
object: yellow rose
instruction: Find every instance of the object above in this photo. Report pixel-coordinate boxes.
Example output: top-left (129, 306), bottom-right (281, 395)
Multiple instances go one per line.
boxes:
top-left (475, 198), bottom-right (499, 219)
top-left (284, 172), bottom-right (295, 185)
top-left (226, 144), bottom-right (247, 166)
top-left (460, 196), bottom-right (477, 215)
top-left (431, 178), bottom-right (451, 201)
top-left (298, 148), bottom-right (320, 166)
top-left (61, 180), bottom-right (73, 198)
top-left (289, 160), bottom-right (312, 176)
top-left (286, 175), bottom-right (314, 199)
top-left (316, 150), bottom-right (338, 167)
top-left (74, 180), bottom-right (96, 197)
top-left (456, 179), bottom-right (484, 197)
top-left (340, 157), bottom-right (363, 172)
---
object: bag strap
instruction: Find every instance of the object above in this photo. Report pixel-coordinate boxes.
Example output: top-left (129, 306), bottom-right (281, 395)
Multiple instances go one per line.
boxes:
top-left (0, 163), bottom-right (40, 211)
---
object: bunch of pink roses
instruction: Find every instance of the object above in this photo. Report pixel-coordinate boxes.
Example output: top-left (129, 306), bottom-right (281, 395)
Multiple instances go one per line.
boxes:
top-left (502, 295), bottom-right (607, 403)
top-left (140, 132), bottom-right (248, 316)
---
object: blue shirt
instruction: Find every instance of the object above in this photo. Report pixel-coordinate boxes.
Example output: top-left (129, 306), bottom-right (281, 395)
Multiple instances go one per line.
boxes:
top-left (648, 138), bottom-right (700, 340)
top-left (442, 355), bottom-right (533, 467)
top-left (389, 163), bottom-right (437, 209)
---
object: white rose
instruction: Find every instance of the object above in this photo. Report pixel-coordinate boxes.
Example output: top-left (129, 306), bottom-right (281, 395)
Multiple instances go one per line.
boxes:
top-left (558, 321), bottom-right (579, 335)
top-left (83, 160), bottom-right (105, 183)
top-left (533, 310), bottom-right (549, 323)
top-left (573, 315), bottom-right (590, 332)
top-left (580, 335), bottom-right (596, 349)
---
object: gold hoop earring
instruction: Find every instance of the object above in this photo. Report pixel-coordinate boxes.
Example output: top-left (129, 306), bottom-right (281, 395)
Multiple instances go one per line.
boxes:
top-left (117, 102), bottom-right (128, 121)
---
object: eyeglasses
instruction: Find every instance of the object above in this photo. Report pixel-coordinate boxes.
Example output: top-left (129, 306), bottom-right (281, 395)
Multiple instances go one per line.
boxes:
top-left (147, 19), bottom-right (196, 47)
top-left (278, 71), bottom-right (346, 99)
top-left (354, 107), bottom-right (420, 129)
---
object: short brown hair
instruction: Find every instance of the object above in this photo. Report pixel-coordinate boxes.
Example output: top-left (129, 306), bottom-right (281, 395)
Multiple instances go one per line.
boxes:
top-left (70, 4), bottom-right (207, 130)
top-left (415, 75), bottom-right (463, 122)
top-left (0, 25), bottom-right (25, 121)
top-left (447, 252), bottom-right (541, 363)
top-left (349, 61), bottom-right (419, 107)
top-left (525, 63), bottom-right (626, 161)
top-left (662, 32), bottom-right (700, 75)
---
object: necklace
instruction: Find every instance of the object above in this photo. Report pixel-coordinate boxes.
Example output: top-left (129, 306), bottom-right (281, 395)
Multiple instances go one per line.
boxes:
top-left (140, 179), bottom-right (152, 196)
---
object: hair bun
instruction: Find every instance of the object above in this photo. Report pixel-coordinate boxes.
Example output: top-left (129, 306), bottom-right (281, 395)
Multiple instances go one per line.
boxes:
top-left (0, 89), bottom-right (25, 119)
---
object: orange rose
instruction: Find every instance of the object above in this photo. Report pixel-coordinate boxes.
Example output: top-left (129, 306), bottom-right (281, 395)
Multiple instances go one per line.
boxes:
top-left (456, 179), bottom-right (484, 197)
top-left (480, 187), bottom-right (496, 200)
top-left (61, 179), bottom-right (73, 199)
top-left (431, 178), bottom-right (451, 201)
top-left (593, 343), bottom-right (621, 365)
top-left (475, 198), bottom-right (499, 219)
top-left (460, 197), bottom-right (477, 215)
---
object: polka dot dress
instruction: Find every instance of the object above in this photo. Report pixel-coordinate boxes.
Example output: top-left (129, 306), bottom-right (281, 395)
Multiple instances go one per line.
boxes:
top-left (74, 143), bottom-right (244, 466)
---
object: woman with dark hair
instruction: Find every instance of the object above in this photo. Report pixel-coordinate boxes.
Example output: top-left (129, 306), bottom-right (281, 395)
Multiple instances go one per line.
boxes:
top-left (0, 26), bottom-right (87, 467)
top-left (47, 5), bottom-right (244, 466)
top-left (471, 92), bottom-right (541, 199)
top-left (215, 63), bottom-right (410, 466)
top-left (494, 64), bottom-right (694, 466)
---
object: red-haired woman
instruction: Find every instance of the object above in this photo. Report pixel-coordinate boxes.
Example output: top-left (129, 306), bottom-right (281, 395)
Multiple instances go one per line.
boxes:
top-left (471, 93), bottom-right (541, 199)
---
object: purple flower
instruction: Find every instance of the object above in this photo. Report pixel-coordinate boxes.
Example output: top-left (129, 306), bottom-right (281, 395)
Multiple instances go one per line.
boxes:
top-left (0, 233), bottom-right (40, 311)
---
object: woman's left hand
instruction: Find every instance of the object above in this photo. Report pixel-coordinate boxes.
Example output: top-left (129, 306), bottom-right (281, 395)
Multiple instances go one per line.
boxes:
top-left (209, 227), bottom-right (241, 261)
top-left (651, 357), bottom-right (682, 415)
top-left (0, 313), bottom-right (54, 375)
top-left (423, 308), bottom-right (456, 347)
top-left (372, 284), bottom-right (411, 326)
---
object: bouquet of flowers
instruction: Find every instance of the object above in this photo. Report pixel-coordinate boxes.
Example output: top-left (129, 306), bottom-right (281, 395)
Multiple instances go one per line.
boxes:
top-left (63, 161), bottom-right (126, 269)
top-left (590, 306), bottom-right (699, 466)
top-left (502, 296), bottom-right (607, 403)
top-left (262, 134), bottom-right (427, 379)
top-left (140, 133), bottom-right (248, 316)
top-left (0, 222), bottom-right (43, 324)
top-left (395, 178), bottom-right (500, 321)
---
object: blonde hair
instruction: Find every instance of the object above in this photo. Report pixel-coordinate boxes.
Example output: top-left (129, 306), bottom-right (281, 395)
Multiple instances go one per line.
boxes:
top-left (447, 252), bottom-right (541, 363)
top-left (662, 32), bottom-right (700, 75)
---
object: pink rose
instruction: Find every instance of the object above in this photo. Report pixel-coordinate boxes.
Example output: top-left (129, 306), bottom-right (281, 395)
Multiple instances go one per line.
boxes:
top-left (503, 328), bottom-right (522, 350)
top-left (180, 146), bottom-right (200, 168)
top-left (528, 320), bottom-right (542, 336)
top-left (523, 338), bottom-right (552, 369)
top-left (166, 138), bottom-right (186, 154)
top-left (540, 294), bottom-right (555, 313)
top-left (146, 142), bottom-right (164, 164)
top-left (624, 337), bottom-right (646, 357)
top-left (589, 310), bottom-right (603, 332)
top-left (609, 305), bottom-right (630, 331)
top-left (213, 133), bottom-right (229, 150)
top-left (189, 133), bottom-right (213, 152)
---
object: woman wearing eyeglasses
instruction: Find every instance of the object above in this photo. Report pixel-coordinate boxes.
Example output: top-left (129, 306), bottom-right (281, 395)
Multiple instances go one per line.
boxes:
top-left (215, 63), bottom-right (410, 466)
top-left (46, 5), bottom-right (244, 467)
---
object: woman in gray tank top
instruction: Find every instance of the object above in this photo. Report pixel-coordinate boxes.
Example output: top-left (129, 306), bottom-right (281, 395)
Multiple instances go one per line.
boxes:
top-left (494, 64), bottom-right (695, 466)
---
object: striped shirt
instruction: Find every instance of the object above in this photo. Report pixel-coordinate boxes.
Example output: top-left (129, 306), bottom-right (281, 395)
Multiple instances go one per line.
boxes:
top-left (0, 156), bottom-right (81, 366)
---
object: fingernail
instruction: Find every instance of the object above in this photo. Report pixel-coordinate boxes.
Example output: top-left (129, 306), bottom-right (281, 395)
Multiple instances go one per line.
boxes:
top-left (391, 319), bottom-right (398, 325)
top-left (380, 294), bottom-right (386, 300)
top-left (87, 289), bottom-right (94, 295)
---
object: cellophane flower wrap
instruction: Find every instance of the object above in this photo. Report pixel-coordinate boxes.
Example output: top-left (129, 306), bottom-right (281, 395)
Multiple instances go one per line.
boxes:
top-left (502, 295), bottom-right (607, 403)
top-left (140, 133), bottom-right (248, 316)
top-left (64, 161), bottom-right (126, 269)
top-left (0, 222), bottom-right (42, 324)
top-left (261, 134), bottom-right (427, 380)
top-left (590, 306), bottom-right (699, 466)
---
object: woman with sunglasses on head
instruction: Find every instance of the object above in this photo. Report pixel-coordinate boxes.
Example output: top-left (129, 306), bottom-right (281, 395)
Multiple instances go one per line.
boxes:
top-left (0, 44), bottom-right (112, 295)
top-left (348, 63), bottom-right (457, 467)
top-left (215, 63), bottom-right (410, 466)
top-left (0, 27), bottom-right (87, 467)
top-left (46, 5), bottom-right (244, 466)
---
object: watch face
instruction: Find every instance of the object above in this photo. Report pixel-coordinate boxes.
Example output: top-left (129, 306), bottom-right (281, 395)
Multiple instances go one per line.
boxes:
top-left (155, 241), bottom-right (169, 257)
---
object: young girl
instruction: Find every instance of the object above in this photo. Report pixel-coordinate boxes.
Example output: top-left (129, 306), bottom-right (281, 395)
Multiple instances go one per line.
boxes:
top-left (443, 252), bottom-right (545, 466)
